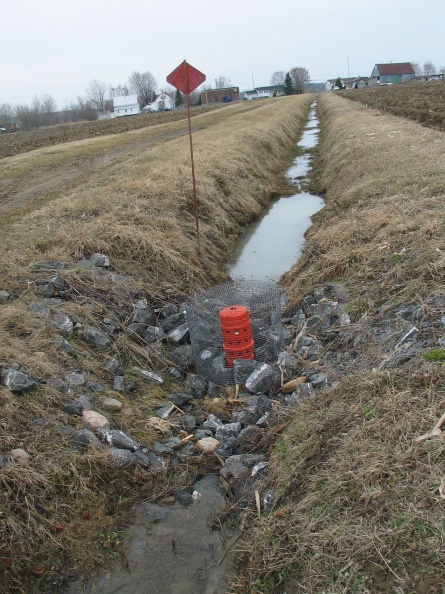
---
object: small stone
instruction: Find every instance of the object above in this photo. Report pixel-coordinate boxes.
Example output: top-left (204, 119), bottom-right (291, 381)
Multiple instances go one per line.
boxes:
top-left (232, 406), bottom-right (262, 426)
top-left (313, 288), bottom-right (325, 303)
top-left (82, 326), bottom-right (111, 350)
top-left (2, 369), bottom-right (38, 394)
top-left (102, 397), bottom-right (122, 412)
top-left (214, 438), bottom-right (237, 457)
top-left (10, 448), bottom-right (30, 463)
top-left (109, 448), bottom-right (137, 469)
top-left (65, 372), bottom-right (85, 387)
top-left (49, 378), bottom-right (74, 396)
top-left (171, 345), bottom-right (194, 371)
top-left (132, 368), bottom-right (163, 385)
top-left (0, 454), bottom-right (6, 469)
top-left (340, 312), bottom-right (351, 325)
top-left (29, 302), bottom-right (50, 317)
top-left (215, 422), bottom-right (242, 441)
top-left (168, 367), bottom-right (184, 380)
top-left (174, 487), bottom-right (193, 505)
top-left (90, 253), bottom-right (110, 268)
top-left (113, 376), bottom-right (125, 391)
top-left (167, 323), bottom-right (189, 344)
top-left (290, 311), bottom-right (306, 329)
top-left (245, 363), bottom-right (280, 395)
top-left (86, 382), bottom-right (104, 392)
top-left (0, 290), bottom-right (11, 303)
top-left (152, 437), bottom-right (181, 454)
top-left (184, 374), bottom-right (207, 398)
top-left (160, 312), bottom-right (186, 333)
top-left (202, 414), bottom-right (224, 432)
top-left (105, 358), bottom-right (124, 376)
top-left (196, 437), bottom-right (220, 453)
top-left (182, 415), bottom-right (197, 431)
top-left (143, 326), bottom-right (165, 343)
top-left (155, 404), bottom-right (175, 419)
top-left (194, 429), bottom-right (213, 439)
top-left (134, 450), bottom-right (167, 473)
top-left (207, 381), bottom-right (224, 398)
top-left (168, 393), bottom-right (193, 407)
top-left (233, 359), bottom-right (258, 384)
top-left (82, 410), bottom-right (109, 431)
top-left (53, 336), bottom-right (75, 354)
top-left (97, 429), bottom-right (139, 451)
top-left (132, 309), bottom-right (157, 325)
top-left (65, 396), bottom-right (93, 416)
top-left (307, 372), bottom-right (327, 389)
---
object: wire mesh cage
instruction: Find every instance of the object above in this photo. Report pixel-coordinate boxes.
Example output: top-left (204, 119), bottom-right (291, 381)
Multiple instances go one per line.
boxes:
top-left (185, 280), bottom-right (284, 385)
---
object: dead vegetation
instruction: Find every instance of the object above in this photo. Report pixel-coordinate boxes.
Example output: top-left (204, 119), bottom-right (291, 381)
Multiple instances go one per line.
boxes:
top-left (231, 94), bottom-right (445, 592)
top-left (0, 95), bottom-right (312, 592)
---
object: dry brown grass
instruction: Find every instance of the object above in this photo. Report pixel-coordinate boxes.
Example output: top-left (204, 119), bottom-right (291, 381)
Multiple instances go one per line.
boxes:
top-left (232, 95), bottom-right (445, 592)
top-left (0, 95), bottom-right (312, 591)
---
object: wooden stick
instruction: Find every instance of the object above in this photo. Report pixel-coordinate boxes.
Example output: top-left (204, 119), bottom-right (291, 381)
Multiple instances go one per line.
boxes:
top-left (255, 490), bottom-right (261, 516)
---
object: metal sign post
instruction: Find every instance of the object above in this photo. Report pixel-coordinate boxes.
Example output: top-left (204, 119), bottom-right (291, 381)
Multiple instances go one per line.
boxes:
top-left (167, 61), bottom-right (206, 257)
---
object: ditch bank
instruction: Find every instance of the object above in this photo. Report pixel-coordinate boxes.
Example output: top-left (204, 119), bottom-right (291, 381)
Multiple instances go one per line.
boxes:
top-left (232, 94), bottom-right (445, 593)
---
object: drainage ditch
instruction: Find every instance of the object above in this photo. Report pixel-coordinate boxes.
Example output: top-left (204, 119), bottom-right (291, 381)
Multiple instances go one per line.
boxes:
top-left (67, 102), bottom-right (324, 594)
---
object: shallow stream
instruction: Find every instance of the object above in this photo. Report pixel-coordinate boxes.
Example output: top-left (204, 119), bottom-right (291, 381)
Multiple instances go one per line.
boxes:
top-left (67, 103), bottom-right (324, 594)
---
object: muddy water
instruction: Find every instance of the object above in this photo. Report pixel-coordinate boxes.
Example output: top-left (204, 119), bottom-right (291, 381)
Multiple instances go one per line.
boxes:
top-left (67, 475), bottom-right (230, 594)
top-left (229, 104), bottom-right (323, 282)
top-left (67, 104), bottom-right (323, 594)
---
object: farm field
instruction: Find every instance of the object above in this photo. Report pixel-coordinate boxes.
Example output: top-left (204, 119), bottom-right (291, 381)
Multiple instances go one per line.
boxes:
top-left (338, 79), bottom-right (445, 131)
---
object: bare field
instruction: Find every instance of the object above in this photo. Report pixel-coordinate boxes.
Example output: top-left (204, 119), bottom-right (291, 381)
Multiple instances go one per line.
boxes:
top-left (338, 79), bottom-right (445, 131)
top-left (0, 103), bottom-right (226, 160)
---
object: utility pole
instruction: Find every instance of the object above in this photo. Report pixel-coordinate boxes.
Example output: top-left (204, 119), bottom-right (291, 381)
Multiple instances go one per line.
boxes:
top-left (252, 72), bottom-right (255, 88)
top-left (214, 78), bottom-right (218, 88)
top-left (346, 57), bottom-right (350, 77)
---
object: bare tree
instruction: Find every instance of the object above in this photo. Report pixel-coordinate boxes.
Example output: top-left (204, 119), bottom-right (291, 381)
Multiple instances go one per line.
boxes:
top-left (86, 79), bottom-right (108, 112)
top-left (423, 61), bottom-right (436, 76)
top-left (289, 67), bottom-right (310, 94)
top-left (0, 103), bottom-right (15, 126)
top-left (128, 71), bottom-right (157, 108)
top-left (440, 66), bottom-right (445, 76)
top-left (215, 76), bottom-right (232, 89)
top-left (109, 84), bottom-right (130, 98)
top-left (410, 61), bottom-right (422, 76)
top-left (41, 94), bottom-right (57, 126)
top-left (270, 71), bottom-right (285, 86)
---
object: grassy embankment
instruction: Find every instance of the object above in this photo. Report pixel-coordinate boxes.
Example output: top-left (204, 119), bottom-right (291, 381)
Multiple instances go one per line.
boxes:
top-left (233, 93), bottom-right (445, 593)
top-left (0, 95), bottom-right (312, 592)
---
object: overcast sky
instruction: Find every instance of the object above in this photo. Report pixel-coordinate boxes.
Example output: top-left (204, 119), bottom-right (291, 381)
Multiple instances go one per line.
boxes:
top-left (2, 0), bottom-right (444, 107)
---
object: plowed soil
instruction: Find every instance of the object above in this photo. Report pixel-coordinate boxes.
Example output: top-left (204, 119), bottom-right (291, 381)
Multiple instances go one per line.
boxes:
top-left (338, 79), bottom-right (445, 131)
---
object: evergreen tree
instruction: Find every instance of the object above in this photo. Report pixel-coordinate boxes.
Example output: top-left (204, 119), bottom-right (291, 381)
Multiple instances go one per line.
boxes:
top-left (175, 89), bottom-right (184, 107)
top-left (284, 72), bottom-right (294, 95)
top-left (334, 77), bottom-right (344, 89)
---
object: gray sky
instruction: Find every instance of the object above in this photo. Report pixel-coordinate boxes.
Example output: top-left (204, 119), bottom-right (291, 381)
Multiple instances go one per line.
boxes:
top-left (2, 0), bottom-right (444, 107)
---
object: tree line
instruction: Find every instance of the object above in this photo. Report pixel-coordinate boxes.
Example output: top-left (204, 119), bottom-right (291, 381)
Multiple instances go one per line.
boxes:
top-left (0, 70), bottom-right (202, 131)
top-left (270, 68), bottom-right (310, 95)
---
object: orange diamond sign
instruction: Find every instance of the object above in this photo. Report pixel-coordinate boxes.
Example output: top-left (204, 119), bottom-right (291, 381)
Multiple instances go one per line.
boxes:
top-left (166, 61), bottom-right (206, 95)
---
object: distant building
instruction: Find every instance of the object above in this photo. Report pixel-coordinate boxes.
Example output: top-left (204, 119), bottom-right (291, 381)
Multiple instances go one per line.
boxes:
top-left (240, 85), bottom-right (285, 100)
top-left (201, 87), bottom-right (240, 104)
top-left (111, 94), bottom-right (140, 118)
top-left (371, 63), bottom-right (415, 84)
top-left (150, 93), bottom-right (174, 111)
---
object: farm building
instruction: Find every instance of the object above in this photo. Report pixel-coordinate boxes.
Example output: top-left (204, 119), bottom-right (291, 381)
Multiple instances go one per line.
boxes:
top-left (201, 87), bottom-right (240, 104)
top-left (111, 94), bottom-right (140, 118)
top-left (371, 63), bottom-right (415, 84)
top-left (150, 93), bottom-right (174, 111)
top-left (240, 85), bottom-right (285, 100)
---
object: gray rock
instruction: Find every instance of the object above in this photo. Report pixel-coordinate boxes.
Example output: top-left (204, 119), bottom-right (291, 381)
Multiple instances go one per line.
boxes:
top-left (155, 404), bottom-right (175, 419)
top-left (102, 397), bottom-right (122, 412)
top-left (256, 410), bottom-right (279, 428)
top-left (0, 454), bottom-right (6, 469)
top-left (160, 312), bottom-right (186, 333)
top-left (105, 358), bottom-right (124, 376)
top-left (65, 395), bottom-right (93, 416)
top-left (49, 378), bottom-right (74, 396)
top-left (307, 372), bottom-right (327, 389)
top-left (82, 326), bottom-right (111, 349)
top-left (134, 450), bottom-right (167, 473)
top-left (132, 309), bottom-right (157, 325)
top-left (65, 372), bottom-right (86, 387)
top-left (159, 303), bottom-right (178, 319)
top-left (182, 415), bottom-right (197, 432)
top-left (215, 422), bottom-right (242, 441)
top-left (143, 326), bottom-right (165, 343)
top-left (171, 345), bottom-right (194, 371)
top-left (286, 383), bottom-right (315, 405)
top-left (174, 487), bottom-right (193, 505)
top-left (52, 313), bottom-right (74, 337)
top-left (290, 311), bottom-right (306, 330)
top-left (76, 259), bottom-right (95, 269)
top-left (32, 260), bottom-right (68, 270)
top-left (185, 374), bottom-right (206, 398)
top-left (202, 414), bottom-right (224, 432)
top-left (0, 290), bottom-right (11, 303)
top-left (152, 437), bottom-right (181, 454)
top-left (247, 395), bottom-right (273, 412)
top-left (168, 393), bottom-right (193, 407)
top-left (232, 406), bottom-right (262, 427)
top-left (168, 367), bottom-right (184, 380)
top-left (70, 429), bottom-right (101, 453)
top-left (167, 323), bottom-right (189, 344)
top-left (90, 253), bottom-right (110, 268)
top-left (207, 381), bottom-right (224, 398)
top-left (306, 315), bottom-right (323, 332)
top-left (194, 429), bottom-right (213, 439)
top-left (313, 288), bottom-right (325, 303)
top-left (220, 460), bottom-right (249, 480)
top-left (132, 368), bottom-right (163, 384)
top-left (133, 299), bottom-right (148, 310)
top-left (113, 376), bottom-right (125, 391)
top-left (42, 284), bottom-right (55, 298)
top-left (53, 336), bottom-right (75, 354)
top-left (2, 369), bottom-right (38, 394)
top-left (237, 426), bottom-right (263, 452)
top-left (245, 363), bottom-right (280, 395)
top-left (215, 437), bottom-right (237, 457)
top-left (301, 295), bottom-right (315, 316)
top-left (86, 381), bottom-right (104, 392)
top-left (440, 316), bottom-right (445, 329)
top-left (233, 359), bottom-right (258, 384)
top-left (29, 302), bottom-right (50, 317)
top-left (128, 323), bottom-right (147, 342)
top-left (109, 447), bottom-right (137, 469)
top-left (307, 340), bottom-right (324, 360)
top-left (137, 502), bottom-right (168, 522)
top-left (97, 429), bottom-right (139, 451)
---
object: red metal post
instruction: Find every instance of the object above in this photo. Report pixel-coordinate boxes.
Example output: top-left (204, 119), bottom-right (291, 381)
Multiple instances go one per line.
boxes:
top-left (183, 61), bottom-right (201, 257)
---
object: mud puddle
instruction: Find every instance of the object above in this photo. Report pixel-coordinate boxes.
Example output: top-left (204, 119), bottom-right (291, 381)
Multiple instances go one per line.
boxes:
top-left (229, 104), bottom-right (324, 282)
top-left (67, 475), bottom-right (232, 594)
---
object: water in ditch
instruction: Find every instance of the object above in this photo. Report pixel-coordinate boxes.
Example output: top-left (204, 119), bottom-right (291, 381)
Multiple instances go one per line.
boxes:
top-left (229, 103), bottom-right (324, 282)
top-left (66, 103), bottom-right (323, 594)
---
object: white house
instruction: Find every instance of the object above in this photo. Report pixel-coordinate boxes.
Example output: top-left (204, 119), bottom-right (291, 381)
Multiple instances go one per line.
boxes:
top-left (150, 93), bottom-right (174, 111)
top-left (111, 94), bottom-right (140, 118)
top-left (241, 85), bottom-right (285, 100)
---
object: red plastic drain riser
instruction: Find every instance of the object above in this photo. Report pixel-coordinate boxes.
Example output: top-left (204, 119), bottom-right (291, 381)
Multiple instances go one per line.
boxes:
top-left (219, 306), bottom-right (254, 368)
